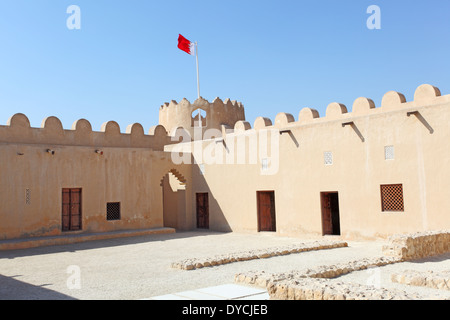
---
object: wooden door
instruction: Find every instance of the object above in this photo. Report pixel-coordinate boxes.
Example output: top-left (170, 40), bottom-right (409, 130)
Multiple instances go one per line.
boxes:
top-left (196, 193), bottom-right (209, 229)
top-left (257, 191), bottom-right (276, 232)
top-left (321, 192), bottom-right (333, 235)
top-left (330, 193), bottom-right (341, 235)
top-left (62, 188), bottom-right (82, 231)
top-left (321, 192), bottom-right (340, 235)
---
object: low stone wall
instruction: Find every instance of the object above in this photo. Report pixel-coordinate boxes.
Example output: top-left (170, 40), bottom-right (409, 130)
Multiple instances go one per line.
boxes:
top-left (234, 256), bottom-right (402, 288)
top-left (171, 240), bottom-right (347, 270)
top-left (235, 230), bottom-right (450, 300)
top-left (234, 254), bottom-right (445, 300)
top-left (382, 230), bottom-right (450, 260)
top-left (266, 278), bottom-right (424, 300)
top-left (0, 227), bottom-right (175, 251)
top-left (391, 270), bottom-right (450, 291)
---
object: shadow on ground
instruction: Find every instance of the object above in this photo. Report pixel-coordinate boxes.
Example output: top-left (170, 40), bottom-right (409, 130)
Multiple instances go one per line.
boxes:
top-left (0, 230), bottom-right (229, 259)
top-left (0, 274), bottom-right (76, 300)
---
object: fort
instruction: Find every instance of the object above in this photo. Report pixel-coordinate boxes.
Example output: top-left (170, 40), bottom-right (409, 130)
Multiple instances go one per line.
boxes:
top-left (0, 83), bottom-right (449, 246)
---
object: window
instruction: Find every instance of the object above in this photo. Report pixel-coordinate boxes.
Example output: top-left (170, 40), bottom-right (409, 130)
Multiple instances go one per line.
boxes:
top-left (261, 158), bottom-right (269, 171)
top-left (385, 146), bottom-right (394, 160)
top-left (25, 188), bottom-right (31, 205)
top-left (191, 109), bottom-right (207, 127)
top-left (324, 151), bottom-right (333, 165)
top-left (380, 184), bottom-right (404, 212)
top-left (107, 202), bottom-right (121, 221)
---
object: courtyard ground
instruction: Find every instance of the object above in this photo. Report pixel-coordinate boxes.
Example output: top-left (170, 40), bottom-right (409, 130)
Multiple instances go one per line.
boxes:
top-left (0, 230), bottom-right (448, 300)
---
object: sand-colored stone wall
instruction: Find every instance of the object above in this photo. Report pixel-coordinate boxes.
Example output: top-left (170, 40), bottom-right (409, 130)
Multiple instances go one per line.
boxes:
top-left (171, 240), bottom-right (347, 270)
top-left (1, 114), bottom-right (175, 150)
top-left (2, 84), bottom-right (450, 242)
top-left (391, 270), bottom-right (450, 291)
top-left (382, 230), bottom-right (450, 260)
top-left (234, 230), bottom-right (450, 300)
top-left (167, 84), bottom-right (450, 239)
top-left (0, 114), bottom-right (192, 240)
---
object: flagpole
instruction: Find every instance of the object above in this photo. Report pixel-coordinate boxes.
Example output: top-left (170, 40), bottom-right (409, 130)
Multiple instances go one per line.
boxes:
top-left (195, 41), bottom-right (202, 128)
top-left (195, 41), bottom-right (200, 99)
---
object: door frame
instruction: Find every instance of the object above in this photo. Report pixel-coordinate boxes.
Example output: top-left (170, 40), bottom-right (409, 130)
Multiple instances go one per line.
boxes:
top-left (196, 192), bottom-right (209, 229)
top-left (320, 191), bottom-right (341, 236)
top-left (257, 190), bottom-right (276, 232)
top-left (62, 188), bottom-right (82, 232)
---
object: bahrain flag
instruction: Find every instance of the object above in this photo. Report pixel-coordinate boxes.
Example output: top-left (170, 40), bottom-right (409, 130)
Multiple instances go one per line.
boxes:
top-left (178, 34), bottom-right (195, 55)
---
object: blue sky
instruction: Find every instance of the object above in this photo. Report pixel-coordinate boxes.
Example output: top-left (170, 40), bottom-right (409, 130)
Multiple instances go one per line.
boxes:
top-left (0, 0), bottom-right (449, 132)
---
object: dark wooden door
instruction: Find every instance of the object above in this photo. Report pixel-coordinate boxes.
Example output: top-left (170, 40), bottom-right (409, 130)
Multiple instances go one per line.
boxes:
top-left (196, 193), bottom-right (209, 229)
top-left (62, 188), bottom-right (82, 231)
top-left (321, 192), bottom-right (340, 235)
top-left (257, 191), bottom-right (276, 232)
top-left (321, 193), bottom-right (333, 235)
top-left (330, 193), bottom-right (341, 235)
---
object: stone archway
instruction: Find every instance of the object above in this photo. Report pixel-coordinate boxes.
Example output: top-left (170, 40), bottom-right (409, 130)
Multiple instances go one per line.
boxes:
top-left (160, 169), bottom-right (187, 230)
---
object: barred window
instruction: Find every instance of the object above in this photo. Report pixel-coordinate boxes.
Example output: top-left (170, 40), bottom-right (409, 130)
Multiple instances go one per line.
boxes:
top-left (107, 202), bottom-right (121, 220)
top-left (385, 146), bottom-right (395, 160)
top-left (25, 188), bottom-right (31, 205)
top-left (324, 151), bottom-right (333, 165)
top-left (380, 184), bottom-right (404, 212)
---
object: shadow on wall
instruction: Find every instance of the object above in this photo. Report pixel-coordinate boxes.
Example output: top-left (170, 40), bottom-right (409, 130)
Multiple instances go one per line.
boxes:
top-left (161, 165), bottom-right (231, 232)
top-left (0, 274), bottom-right (76, 300)
top-left (192, 163), bottom-right (232, 232)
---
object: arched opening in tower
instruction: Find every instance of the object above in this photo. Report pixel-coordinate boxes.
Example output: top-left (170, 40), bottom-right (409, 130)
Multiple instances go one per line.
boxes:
top-left (191, 109), bottom-right (207, 127)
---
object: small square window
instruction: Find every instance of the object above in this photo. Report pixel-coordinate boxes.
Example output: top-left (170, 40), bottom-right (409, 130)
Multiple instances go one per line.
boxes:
top-left (107, 202), bottom-right (121, 221)
top-left (385, 146), bottom-right (394, 160)
top-left (324, 152), bottom-right (333, 165)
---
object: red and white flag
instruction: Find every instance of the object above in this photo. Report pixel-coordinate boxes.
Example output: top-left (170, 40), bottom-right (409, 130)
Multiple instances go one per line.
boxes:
top-left (177, 34), bottom-right (201, 99)
top-left (178, 34), bottom-right (195, 56)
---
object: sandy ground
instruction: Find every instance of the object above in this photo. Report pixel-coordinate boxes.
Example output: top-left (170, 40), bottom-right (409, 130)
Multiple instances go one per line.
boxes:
top-left (0, 230), bottom-right (448, 300)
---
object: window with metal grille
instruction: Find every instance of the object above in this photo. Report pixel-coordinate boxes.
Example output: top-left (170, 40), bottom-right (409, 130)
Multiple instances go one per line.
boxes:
top-left (25, 188), bottom-right (31, 205)
top-left (106, 202), bottom-right (121, 220)
top-left (385, 146), bottom-right (394, 160)
top-left (380, 184), bottom-right (404, 212)
top-left (324, 151), bottom-right (333, 165)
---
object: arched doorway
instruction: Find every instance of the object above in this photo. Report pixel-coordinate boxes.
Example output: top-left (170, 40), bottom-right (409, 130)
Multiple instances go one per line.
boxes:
top-left (160, 169), bottom-right (187, 229)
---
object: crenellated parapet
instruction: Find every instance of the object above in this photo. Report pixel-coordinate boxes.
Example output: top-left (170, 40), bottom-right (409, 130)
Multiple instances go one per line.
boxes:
top-left (1, 84), bottom-right (447, 150)
top-left (159, 96), bottom-right (245, 137)
top-left (0, 114), bottom-right (174, 151)
top-left (227, 84), bottom-right (449, 134)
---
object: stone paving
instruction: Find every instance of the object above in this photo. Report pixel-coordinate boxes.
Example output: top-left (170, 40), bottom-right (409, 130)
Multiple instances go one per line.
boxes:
top-left (147, 284), bottom-right (269, 300)
top-left (0, 230), bottom-right (448, 300)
